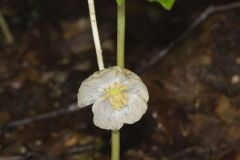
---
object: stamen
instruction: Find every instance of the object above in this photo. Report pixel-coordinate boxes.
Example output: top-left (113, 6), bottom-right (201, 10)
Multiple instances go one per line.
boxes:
top-left (102, 82), bottom-right (128, 110)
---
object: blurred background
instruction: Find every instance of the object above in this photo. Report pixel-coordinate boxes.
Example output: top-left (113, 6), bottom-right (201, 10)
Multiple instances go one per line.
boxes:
top-left (0, 0), bottom-right (240, 159)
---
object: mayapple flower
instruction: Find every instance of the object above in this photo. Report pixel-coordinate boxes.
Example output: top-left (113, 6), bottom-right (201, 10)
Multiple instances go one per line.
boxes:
top-left (77, 66), bottom-right (149, 130)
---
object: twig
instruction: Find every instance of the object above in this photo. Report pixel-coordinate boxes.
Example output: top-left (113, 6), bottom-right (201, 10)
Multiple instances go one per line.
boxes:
top-left (0, 157), bottom-right (23, 160)
top-left (167, 146), bottom-right (205, 159)
top-left (66, 143), bottom-right (94, 154)
top-left (1, 104), bottom-right (80, 130)
top-left (0, 151), bottom-right (62, 160)
top-left (0, 11), bottom-right (14, 45)
top-left (141, 1), bottom-right (240, 70)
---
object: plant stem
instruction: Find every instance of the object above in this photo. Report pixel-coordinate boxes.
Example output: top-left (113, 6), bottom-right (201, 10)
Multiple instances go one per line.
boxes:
top-left (0, 12), bottom-right (14, 45)
top-left (112, 130), bottom-right (120, 160)
top-left (112, 1), bottom-right (126, 160)
top-left (117, 0), bottom-right (125, 67)
top-left (87, 0), bottom-right (104, 70)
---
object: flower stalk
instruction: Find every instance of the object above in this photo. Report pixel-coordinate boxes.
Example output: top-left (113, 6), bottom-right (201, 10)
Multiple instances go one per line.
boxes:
top-left (117, 0), bottom-right (125, 68)
top-left (0, 11), bottom-right (14, 45)
top-left (112, 130), bottom-right (120, 160)
top-left (87, 0), bottom-right (104, 70)
top-left (112, 1), bottom-right (126, 160)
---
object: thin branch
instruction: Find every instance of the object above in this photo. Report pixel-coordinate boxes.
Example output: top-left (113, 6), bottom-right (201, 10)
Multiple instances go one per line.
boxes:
top-left (1, 104), bottom-right (79, 130)
top-left (0, 11), bottom-right (14, 45)
top-left (66, 143), bottom-right (94, 154)
top-left (0, 157), bottom-right (23, 160)
top-left (167, 146), bottom-right (204, 159)
top-left (141, 1), bottom-right (240, 70)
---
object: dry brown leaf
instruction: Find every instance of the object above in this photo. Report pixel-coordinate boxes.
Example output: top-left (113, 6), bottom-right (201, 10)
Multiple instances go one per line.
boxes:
top-left (215, 95), bottom-right (236, 124)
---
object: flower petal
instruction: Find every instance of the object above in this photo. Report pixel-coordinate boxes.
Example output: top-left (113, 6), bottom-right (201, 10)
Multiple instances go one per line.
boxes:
top-left (117, 94), bottom-right (147, 124)
top-left (92, 100), bottom-right (123, 130)
top-left (115, 66), bottom-right (141, 81)
top-left (77, 75), bottom-right (107, 108)
top-left (124, 78), bottom-right (149, 102)
top-left (77, 82), bottom-right (100, 108)
top-left (113, 66), bottom-right (149, 101)
top-left (77, 67), bottom-right (124, 108)
top-left (101, 67), bottom-right (127, 84)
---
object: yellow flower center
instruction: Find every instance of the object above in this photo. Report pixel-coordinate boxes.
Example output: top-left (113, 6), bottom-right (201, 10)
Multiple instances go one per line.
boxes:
top-left (102, 82), bottom-right (128, 110)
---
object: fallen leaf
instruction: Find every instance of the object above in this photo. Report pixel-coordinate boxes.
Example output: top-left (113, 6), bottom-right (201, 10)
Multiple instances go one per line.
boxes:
top-left (215, 95), bottom-right (236, 124)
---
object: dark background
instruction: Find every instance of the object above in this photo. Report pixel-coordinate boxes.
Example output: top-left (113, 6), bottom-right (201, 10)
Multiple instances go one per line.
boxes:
top-left (0, 0), bottom-right (240, 159)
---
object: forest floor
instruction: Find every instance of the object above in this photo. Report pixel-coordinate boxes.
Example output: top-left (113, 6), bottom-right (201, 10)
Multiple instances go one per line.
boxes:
top-left (0, 0), bottom-right (240, 159)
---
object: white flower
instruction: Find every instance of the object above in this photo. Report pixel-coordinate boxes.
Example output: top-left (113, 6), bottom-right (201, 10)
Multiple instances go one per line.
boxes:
top-left (77, 66), bottom-right (149, 130)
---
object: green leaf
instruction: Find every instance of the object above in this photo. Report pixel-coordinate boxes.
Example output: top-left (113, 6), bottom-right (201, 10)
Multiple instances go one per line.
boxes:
top-left (148, 0), bottom-right (176, 10)
top-left (116, 0), bottom-right (125, 5)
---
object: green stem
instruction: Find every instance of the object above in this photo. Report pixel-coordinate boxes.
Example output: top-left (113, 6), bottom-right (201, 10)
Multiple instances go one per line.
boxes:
top-left (112, 1), bottom-right (126, 160)
top-left (0, 12), bottom-right (14, 45)
top-left (112, 130), bottom-right (120, 160)
top-left (117, 1), bottom-right (125, 67)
